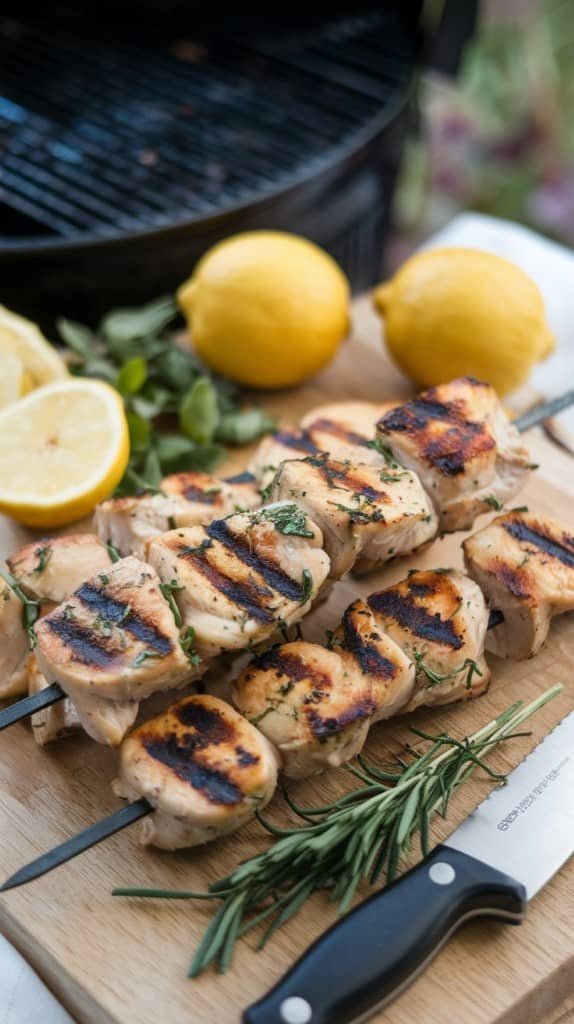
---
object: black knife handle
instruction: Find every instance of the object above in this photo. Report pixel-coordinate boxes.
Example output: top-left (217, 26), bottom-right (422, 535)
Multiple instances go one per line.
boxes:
top-left (243, 845), bottom-right (526, 1024)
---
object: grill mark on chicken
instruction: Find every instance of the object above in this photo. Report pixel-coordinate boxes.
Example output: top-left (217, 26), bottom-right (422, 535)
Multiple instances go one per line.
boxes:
top-left (44, 617), bottom-right (117, 667)
top-left (180, 484), bottom-right (220, 504)
top-left (307, 417), bottom-right (371, 448)
top-left (141, 733), bottom-right (243, 805)
top-left (75, 583), bottom-right (173, 654)
top-left (379, 392), bottom-right (496, 476)
top-left (303, 455), bottom-right (388, 503)
top-left (368, 590), bottom-right (463, 649)
top-left (503, 520), bottom-right (574, 568)
top-left (250, 646), bottom-right (332, 690)
top-left (306, 697), bottom-right (375, 740)
top-left (176, 701), bottom-right (235, 742)
top-left (341, 607), bottom-right (398, 679)
top-left (235, 745), bottom-right (260, 767)
top-left (487, 558), bottom-right (532, 600)
top-left (225, 471), bottom-right (256, 484)
top-left (275, 429), bottom-right (319, 455)
top-left (178, 543), bottom-right (276, 623)
top-left (206, 520), bottom-right (304, 602)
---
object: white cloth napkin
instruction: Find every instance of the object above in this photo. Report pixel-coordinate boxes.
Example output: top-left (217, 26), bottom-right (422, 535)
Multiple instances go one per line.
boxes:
top-left (1, 212), bottom-right (573, 1023)
top-left (0, 935), bottom-right (73, 1024)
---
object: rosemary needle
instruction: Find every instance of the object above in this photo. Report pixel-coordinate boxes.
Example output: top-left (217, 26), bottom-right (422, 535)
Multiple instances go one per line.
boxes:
top-left (113, 685), bottom-right (561, 977)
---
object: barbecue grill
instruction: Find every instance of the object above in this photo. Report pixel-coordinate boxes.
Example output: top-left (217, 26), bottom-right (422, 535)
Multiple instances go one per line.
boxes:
top-left (0, 4), bottom-right (472, 323)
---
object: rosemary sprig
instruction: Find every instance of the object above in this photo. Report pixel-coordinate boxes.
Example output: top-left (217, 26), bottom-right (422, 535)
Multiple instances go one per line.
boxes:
top-left (484, 495), bottom-right (504, 511)
top-left (413, 652), bottom-right (483, 690)
top-left (159, 579), bottom-right (184, 628)
top-left (113, 686), bottom-right (560, 976)
top-left (1, 573), bottom-right (40, 649)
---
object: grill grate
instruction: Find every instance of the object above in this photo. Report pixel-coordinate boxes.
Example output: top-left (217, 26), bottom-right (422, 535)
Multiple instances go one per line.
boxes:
top-left (0, 9), bottom-right (415, 242)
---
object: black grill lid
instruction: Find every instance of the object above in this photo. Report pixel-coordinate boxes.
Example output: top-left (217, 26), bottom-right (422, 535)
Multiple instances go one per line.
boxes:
top-left (0, 9), bottom-right (416, 244)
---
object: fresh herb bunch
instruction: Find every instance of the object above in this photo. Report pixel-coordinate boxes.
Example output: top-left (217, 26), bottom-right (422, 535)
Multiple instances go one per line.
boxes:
top-left (114, 685), bottom-right (560, 976)
top-left (57, 297), bottom-right (276, 495)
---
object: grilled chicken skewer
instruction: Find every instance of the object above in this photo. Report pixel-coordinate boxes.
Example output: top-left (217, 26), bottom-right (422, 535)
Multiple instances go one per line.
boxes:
top-left (2, 504), bottom-right (572, 890)
top-left (1, 505), bottom-right (330, 743)
top-left (0, 694), bottom-right (278, 891)
top-left (95, 469), bottom-right (260, 559)
top-left (234, 568), bottom-right (490, 778)
top-left (0, 384), bottom-right (570, 738)
top-left (463, 509), bottom-right (574, 659)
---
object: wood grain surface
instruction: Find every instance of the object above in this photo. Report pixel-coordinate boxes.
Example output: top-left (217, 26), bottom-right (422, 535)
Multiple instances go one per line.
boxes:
top-left (0, 295), bottom-right (572, 1024)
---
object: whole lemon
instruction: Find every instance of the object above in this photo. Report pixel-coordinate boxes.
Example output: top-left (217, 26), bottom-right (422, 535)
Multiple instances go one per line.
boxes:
top-left (178, 231), bottom-right (350, 389)
top-left (373, 247), bottom-right (555, 395)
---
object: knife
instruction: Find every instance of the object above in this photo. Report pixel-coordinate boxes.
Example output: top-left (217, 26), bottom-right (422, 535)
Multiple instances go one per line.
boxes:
top-left (243, 712), bottom-right (574, 1024)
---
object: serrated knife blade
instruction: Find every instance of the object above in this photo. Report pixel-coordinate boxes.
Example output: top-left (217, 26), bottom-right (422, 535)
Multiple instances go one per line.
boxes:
top-left (245, 712), bottom-right (574, 1024)
top-left (446, 711), bottom-right (574, 899)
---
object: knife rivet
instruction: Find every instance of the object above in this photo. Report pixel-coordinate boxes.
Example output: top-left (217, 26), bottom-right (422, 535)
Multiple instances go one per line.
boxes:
top-left (279, 996), bottom-right (312, 1023)
top-left (429, 862), bottom-right (456, 886)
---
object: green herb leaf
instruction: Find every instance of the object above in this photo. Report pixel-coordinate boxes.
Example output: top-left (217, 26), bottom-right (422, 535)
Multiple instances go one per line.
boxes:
top-left (56, 318), bottom-right (94, 357)
top-left (142, 449), bottom-right (163, 490)
top-left (106, 542), bottom-right (121, 563)
top-left (216, 409), bottom-right (277, 445)
top-left (180, 626), bottom-right (202, 666)
top-left (126, 411), bottom-right (151, 453)
top-left (179, 377), bottom-right (220, 444)
top-left (368, 438), bottom-right (399, 467)
top-left (134, 649), bottom-right (162, 668)
top-left (159, 579), bottom-right (184, 628)
top-left (484, 495), bottom-right (504, 511)
top-left (116, 357), bottom-right (147, 396)
top-left (101, 296), bottom-right (178, 346)
top-left (250, 504), bottom-right (314, 538)
top-left (33, 546), bottom-right (52, 574)
top-left (300, 569), bottom-right (313, 605)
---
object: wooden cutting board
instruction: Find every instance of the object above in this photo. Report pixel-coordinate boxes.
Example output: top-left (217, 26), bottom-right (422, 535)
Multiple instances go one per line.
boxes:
top-left (0, 295), bottom-right (572, 1024)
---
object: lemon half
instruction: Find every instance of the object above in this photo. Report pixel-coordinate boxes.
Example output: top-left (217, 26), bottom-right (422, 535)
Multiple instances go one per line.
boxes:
top-left (0, 379), bottom-right (129, 528)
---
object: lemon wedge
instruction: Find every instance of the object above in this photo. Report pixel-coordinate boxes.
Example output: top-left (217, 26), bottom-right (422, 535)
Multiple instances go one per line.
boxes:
top-left (0, 379), bottom-right (130, 528)
top-left (0, 352), bottom-right (28, 410)
top-left (0, 305), bottom-right (68, 390)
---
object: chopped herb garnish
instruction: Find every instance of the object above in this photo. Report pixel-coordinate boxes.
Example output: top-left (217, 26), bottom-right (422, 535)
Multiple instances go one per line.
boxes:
top-left (329, 500), bottom-right (385, 524)
top-left (300, 569), bottom-right (313, 605)
top-left (99, 573), bottom-right (110, 585)
top-left (2, 575), bottom-right (40, 649)
top-left (33, 546), bottom-right (52, 574)
top-left (182, 538), bottom-right (213, 557)
top-left (179, 626), bottom-right (201, 667)
top-left (134, 650), bottom-right (162, 668)
top-left (510, 506), bottom-right (529, 514)
top-left (484, 495), bottom-right (504, 511)
top-left (251, 504), bottom-right (314, 539)
top-left (106, 542), bottom-right (121, 563)
top-left (167, 516), bottom-right (177, 530)
top-left (414, 651), bottom-right (483, 690)
top-left (379, 470), bottom-right (407, 483)
top-left (258, 482), bottom-right (273, 503)
top-left (368, 438), bottom-right (399, 467)
top-left (159, 579), bottom-right (184, 627)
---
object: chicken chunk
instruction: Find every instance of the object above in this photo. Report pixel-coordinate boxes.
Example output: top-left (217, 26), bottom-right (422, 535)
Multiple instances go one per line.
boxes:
top-left (28, 653), bottom-right (81, 746)
top-left (463, 510), bottom-right (574, 659)
top-left (147, 505), bottom-right (330, 660)
top-left (270, 454), bottom-right (437, 578)
top-left (367, 569), bottom-right (490, 710)
top-left (0, 580), bottom-right (28, 700)
top-left (35, 557), bottom-right (196, 745)
top-left (7, 533), bottom-right (112, 604)
top-left (248, 430), bottom-right (320, 490)
top-left (330, 599), bottom-right (416, 721)
top-left (95, 471), bottom-right (260, 559)
top-left (376, 377), bottom-right (531, 532)
top-left (301, 400), bottom-right (397, 464)
top-left (113, 694), bottom-right (278, 849)
top-left (234, 641), bottom-right (375, 778)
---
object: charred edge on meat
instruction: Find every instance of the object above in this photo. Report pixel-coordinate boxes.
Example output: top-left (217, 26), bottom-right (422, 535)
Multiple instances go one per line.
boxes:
top-left (75, 582), bottom-right (173, 654)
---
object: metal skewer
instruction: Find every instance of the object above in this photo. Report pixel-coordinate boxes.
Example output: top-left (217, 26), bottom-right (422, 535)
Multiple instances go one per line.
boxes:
top-left (0, 607), bottom-right (509, 892)
top-left (0, 389), bottom-right (570, 737)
